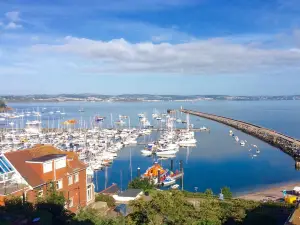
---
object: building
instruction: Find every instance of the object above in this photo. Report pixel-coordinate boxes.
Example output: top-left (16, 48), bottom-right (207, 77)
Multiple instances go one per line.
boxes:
top-left (0, 145), bottom-right (95, 212)
top-left (112, 189), bottom-right (143, 202)
top-left (99, 183), bottom-right (120, 196)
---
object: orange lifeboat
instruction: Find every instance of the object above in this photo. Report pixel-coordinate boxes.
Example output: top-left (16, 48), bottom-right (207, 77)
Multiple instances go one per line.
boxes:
top-left (143, 162), bottom-right (166, 177)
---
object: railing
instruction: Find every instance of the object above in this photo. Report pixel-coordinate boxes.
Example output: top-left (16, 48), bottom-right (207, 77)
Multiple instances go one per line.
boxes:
top-left (0, 171), bottom-right (15, 183)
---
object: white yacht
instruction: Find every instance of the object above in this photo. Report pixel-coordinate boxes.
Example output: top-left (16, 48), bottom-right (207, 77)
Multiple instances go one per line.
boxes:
top-left (235, 136), bottom-right (239, 142)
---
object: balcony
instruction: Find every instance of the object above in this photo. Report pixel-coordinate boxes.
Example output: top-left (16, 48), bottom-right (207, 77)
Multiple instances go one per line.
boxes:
top-left (0, 180), bottom-right (28, 196)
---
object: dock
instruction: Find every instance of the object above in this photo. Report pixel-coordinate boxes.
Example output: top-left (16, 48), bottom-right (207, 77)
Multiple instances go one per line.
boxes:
top-left (180, 109), bottom-right (300, 167)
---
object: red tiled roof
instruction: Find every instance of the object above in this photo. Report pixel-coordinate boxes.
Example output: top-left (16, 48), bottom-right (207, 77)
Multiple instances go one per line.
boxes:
top-left (4, 145), bottom-right (87, 188)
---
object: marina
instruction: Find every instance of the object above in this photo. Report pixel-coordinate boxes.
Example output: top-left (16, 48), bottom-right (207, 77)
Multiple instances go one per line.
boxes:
top-left (1, 101), bottom-right (300, 194)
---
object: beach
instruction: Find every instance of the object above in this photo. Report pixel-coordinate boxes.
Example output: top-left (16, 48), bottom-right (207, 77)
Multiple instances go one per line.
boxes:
top-left (238, 181), bottom-right (300, 202)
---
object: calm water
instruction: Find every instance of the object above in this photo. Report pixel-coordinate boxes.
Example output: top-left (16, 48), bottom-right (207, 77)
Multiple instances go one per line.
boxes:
top-left (6, 101), bottom-right (300, 195)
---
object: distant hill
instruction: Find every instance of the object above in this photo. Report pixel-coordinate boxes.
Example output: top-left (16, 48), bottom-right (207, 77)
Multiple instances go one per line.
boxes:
top-left (0, 94), bottom-right (299, 102)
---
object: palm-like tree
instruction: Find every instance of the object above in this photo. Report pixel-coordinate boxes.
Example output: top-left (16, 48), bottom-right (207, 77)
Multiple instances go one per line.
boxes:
top-left (0, 99), bottom-right (7, 111)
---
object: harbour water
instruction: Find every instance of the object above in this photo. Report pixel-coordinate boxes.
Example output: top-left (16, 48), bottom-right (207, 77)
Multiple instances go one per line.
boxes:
top-left (3, 100), bottom-right (300, 195)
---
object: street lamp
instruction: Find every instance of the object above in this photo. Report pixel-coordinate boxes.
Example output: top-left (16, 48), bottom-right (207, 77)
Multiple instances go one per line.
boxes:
top-left (194, 187), bottom-right (198, 207)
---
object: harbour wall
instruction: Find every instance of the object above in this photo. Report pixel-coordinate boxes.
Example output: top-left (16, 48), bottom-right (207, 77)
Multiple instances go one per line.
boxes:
top-left (180, 109), bottom-right (300, 165)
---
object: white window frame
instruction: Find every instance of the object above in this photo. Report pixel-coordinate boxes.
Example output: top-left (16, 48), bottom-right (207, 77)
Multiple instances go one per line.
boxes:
top-left (74, 173), bottom-right (79, 183)
top-left (87, 186), bottom-right (92, 202)
top-left (69, 197), bottom-right (74, 208)
top-left (56, 179), bottom-right (63, 190)
top-left (68, 175), bottom-right (73, 185)
top-left (55, 157), bottom-right (66, 170)
top-left (43, 161), bottom-right (52, 173)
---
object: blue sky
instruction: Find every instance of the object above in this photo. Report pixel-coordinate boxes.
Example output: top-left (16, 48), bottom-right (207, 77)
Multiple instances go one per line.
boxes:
top-left (0, 0), bottom-right (300, 95)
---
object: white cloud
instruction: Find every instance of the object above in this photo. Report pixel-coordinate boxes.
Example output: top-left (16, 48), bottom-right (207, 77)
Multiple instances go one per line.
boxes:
top-left (5, 22), bottom-right (22, 30)
top-left (0, 21), bottom-right (3, 26)
top-left (32, 36), bottom-right (300, 75)
top-left (5, 11), bottom-right (20, 22)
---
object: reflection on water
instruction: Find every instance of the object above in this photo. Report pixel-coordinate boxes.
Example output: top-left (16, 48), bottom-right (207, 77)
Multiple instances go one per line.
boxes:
top-left (6, 101), bottom-right (300, 194)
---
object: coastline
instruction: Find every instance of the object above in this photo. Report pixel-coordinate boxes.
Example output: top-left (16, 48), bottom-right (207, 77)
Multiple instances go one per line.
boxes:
top-left (236, 180), bottom-right (300, 201)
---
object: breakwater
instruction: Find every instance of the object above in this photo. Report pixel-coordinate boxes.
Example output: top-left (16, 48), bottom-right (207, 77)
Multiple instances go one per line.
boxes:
top-left (180, 109), bottom-right (300, 166)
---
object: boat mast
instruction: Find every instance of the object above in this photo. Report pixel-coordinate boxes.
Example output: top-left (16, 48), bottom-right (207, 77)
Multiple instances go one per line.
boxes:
top-left (187, 113), bottom-right (190, 131)
top-left (129, 148), bottom-right (132, 181)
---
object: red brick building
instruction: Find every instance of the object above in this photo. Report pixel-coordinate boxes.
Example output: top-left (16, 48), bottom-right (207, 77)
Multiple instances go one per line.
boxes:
top-left (0, 145), bottom-right (95, 212)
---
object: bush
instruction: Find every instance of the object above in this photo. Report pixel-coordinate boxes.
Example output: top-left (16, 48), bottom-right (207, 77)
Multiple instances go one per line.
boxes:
top-left (4, 195), bottom-right (34, 216)
top-left (95, 194), bottom-right (116, 207)
top-left (128, 178), bottom-right (154, 191)
top-left (204, 189), bottom-right (214, 197)
top-left (75, 208), bottom-right (124, 225)
top-left (221, 186), bottom-right (232, 199)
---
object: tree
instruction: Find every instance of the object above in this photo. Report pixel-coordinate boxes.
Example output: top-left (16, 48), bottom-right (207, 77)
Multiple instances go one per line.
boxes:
top-left (36, 182), bottom-right (73, 224)
top-left (0, 99), bottom-right (7, 112)
top-left (128, 178), bottom-right (154, 191)
top-left (221, 187), bottom-right (232, 199)
top-left (0, 99), bottom-right (6, 108)
top-left (4, 195), bottom-right (34, 216)
top-left (204, 189), bottom-right (214, 197)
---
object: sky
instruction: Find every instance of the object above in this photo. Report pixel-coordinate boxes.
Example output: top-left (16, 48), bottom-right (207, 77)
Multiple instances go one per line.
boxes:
top-left (0, 0), bottom-right (300, 95)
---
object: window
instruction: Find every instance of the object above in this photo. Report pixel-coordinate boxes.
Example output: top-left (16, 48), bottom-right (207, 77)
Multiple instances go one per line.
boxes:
top-left (74, 173), bottom-right (79, 183)
top-left (43, 161), bottom-right (52, 173)
top-left (68, 176), bottom-right (73, 185)
top-left (87, 185), bottom-right (92, 202)
top-left (56, 179), bottom-right (63, 190)
top-left (55, 158), bottom-right (66, 169)
top-left (69, 197), bottom-right (74, 208)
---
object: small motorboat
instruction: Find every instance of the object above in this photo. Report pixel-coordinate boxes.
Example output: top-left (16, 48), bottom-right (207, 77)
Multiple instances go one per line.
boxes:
top-left (235, 136), bottom-right (239, 142)
top-left (141, 149), bottom-right (153, 156)
top-left (256, 149), bottom-right (260, 154)
top-left (156, 150), bottom-right (177, 156)
top-left (171, 184), bottom-right (180, 190)
top-left (240, 140), bottom-right (245, 146)
top-left (161, 176), bottom-right (176, 187)
top-left (229, 130), bottom-right (233, 136)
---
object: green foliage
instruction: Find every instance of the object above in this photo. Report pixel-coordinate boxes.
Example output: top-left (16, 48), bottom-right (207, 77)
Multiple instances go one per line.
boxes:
top-left (128, 189), bottom-right (293, 225)
top-left (128, 177), bottom-right (154, 191)
top-left (43, 183), bottom-right (66, 205)
top-left (36, 183), bottom-right (73, 224)
top-left (75, 208), bottom-right (124, 225)
top-left (4, 195), bottom-right (34, 216)
top-left (128, 190), bottom-right (209, 225)
top-left (0, 186), bottom-right (295, 225)
top-left (0, 99), bottom-right (6, 108)
top-left (95, 194), bottom-right (116, 207)
top-left (204, 189), bottom-right (214, 197)
top-left (221, 186), bottom-right (232, 199)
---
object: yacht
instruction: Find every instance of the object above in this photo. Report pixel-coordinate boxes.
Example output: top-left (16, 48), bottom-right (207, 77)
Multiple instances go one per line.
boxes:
top-left (156, 149), bottom-right (177, 156)
top-left (240, 140), bottom-right (245, 146)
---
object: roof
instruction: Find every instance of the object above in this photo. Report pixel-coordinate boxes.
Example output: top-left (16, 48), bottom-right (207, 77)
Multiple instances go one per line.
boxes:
top-left (118, 189), bottom-right (142, 198)
top-left (4, 145), bottom-right (87, 188)
top-left (27, 154), bottom-right (66, 163)
top-left (114, 204), bottom-right (131, 216)
top-left (99, 183), bottom-right (120, 194)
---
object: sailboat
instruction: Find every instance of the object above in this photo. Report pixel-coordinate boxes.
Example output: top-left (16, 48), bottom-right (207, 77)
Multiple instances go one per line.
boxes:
top-left (60, 109), bottom-right (66, 115)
